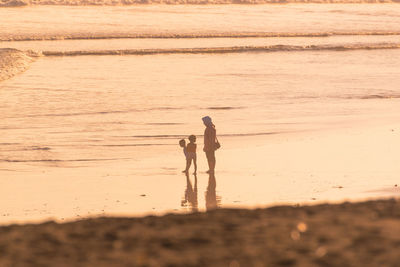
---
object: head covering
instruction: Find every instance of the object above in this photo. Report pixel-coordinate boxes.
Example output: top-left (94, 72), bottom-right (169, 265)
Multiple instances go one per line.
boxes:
top-left (202, 116), bottom-right (213, 127)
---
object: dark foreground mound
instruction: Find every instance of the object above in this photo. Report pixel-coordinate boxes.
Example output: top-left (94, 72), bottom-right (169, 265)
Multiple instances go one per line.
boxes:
top-left (1, 199), bottom-right (400, 267)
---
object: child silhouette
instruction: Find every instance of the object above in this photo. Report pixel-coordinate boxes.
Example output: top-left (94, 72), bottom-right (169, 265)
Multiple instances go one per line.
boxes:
top-left (179, 135), bottom-right (197, 174)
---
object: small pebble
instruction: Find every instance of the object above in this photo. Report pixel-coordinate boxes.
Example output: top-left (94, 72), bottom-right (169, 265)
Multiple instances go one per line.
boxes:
top-left (290, 230), bottom-right (300, 241)
top-left (297, 222), bottom-right (307, 232)
top-left (315, 246), bottom-right (327, 257)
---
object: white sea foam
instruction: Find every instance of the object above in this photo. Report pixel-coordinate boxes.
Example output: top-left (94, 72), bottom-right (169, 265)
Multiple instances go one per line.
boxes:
top-left (2, 31), bottom-right (400, 42)
top-left (0, 48), bottom-right (36, 82)
top-left (0, 0), bottom-right (27, 7)
top-left (39, 43), bottom-right (400, 56)
top-left (1, 0), bottom-right (400, 6)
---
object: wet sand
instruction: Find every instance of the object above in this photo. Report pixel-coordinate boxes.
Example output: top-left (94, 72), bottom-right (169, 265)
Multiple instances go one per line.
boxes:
top-left (1, 120), bottom-right (400, 224)
top-left (1, 198), bottom-right (400, 267)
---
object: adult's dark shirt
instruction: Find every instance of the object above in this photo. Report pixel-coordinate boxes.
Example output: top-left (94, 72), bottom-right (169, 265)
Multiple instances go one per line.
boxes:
top-left (203, 126), bottom-right (216, 152)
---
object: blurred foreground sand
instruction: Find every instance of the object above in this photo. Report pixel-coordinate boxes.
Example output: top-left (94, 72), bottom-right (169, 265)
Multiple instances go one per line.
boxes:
top-left (1, 198), bottom-right (399, 267)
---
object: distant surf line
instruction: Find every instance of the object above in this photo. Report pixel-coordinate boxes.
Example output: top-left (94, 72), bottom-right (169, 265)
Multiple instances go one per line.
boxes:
top-left (2, 31), bottom-right (400, 42)
top-left (39, 43), bottom-right (400, 57)
top-left (2, 0), bottom-right (400, 7)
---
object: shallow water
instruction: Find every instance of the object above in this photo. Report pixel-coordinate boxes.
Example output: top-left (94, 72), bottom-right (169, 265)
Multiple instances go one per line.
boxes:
top-left (2, 50), bottom-right (400, 154)
top-left (1, 4), bottom-right (400, 224)
top-left (2, 5), bottom-right (400, 40)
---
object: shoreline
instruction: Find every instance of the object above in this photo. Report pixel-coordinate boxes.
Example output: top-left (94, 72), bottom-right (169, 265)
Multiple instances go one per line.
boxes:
top-left (1, 198), bottom-right (400, 266)
top-left (1, 120), bottom-right (399, 225)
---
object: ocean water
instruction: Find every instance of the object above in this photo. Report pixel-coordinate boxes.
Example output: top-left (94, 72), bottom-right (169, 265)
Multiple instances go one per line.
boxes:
top-left (1, 3), bottom-right (400, 223)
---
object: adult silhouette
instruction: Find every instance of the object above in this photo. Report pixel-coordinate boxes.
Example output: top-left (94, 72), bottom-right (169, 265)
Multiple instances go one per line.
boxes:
top-left (202, 116), bottom-right (217, 173)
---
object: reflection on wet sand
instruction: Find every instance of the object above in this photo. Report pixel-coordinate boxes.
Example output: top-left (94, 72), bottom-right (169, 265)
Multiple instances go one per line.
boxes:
top-left (181, 172), bottom-right (221, 212)
top-left (181, 173), bottom-right (198, 212)
top-left (205, 173), bottom-right (221, 211)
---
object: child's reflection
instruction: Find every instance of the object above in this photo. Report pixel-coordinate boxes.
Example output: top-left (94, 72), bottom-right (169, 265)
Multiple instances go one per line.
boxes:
top-left (181, 172), bottom-right (198, 212)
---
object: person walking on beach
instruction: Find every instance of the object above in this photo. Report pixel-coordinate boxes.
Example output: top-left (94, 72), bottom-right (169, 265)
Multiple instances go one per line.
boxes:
top-left (202, 116), bottom-right (219, 173)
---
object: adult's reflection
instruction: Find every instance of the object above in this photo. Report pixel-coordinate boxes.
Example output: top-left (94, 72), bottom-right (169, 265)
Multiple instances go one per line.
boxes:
top-left (205, 172), bottom-right (220, 211)
top-left (181, 172), bottom-right (198, 212)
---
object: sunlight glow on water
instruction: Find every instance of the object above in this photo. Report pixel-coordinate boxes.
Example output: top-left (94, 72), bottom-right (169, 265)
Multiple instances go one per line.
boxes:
top-left (1, 4), bottom-right (400, 224)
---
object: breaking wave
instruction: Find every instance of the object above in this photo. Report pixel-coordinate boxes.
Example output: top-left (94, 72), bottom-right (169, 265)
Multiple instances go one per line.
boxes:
top-left (2, 31), bottom-right (400, 42)
top-left (1, 44), bottom-right (399, 83)
top-left (0, 0), bottom-right (27, 6)
top-left (1, 0), bottom-right (400, 6)
top-left (39, 43), bottom-right (400, 56)
top-left (0, 48), bottom-right (37, 82)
